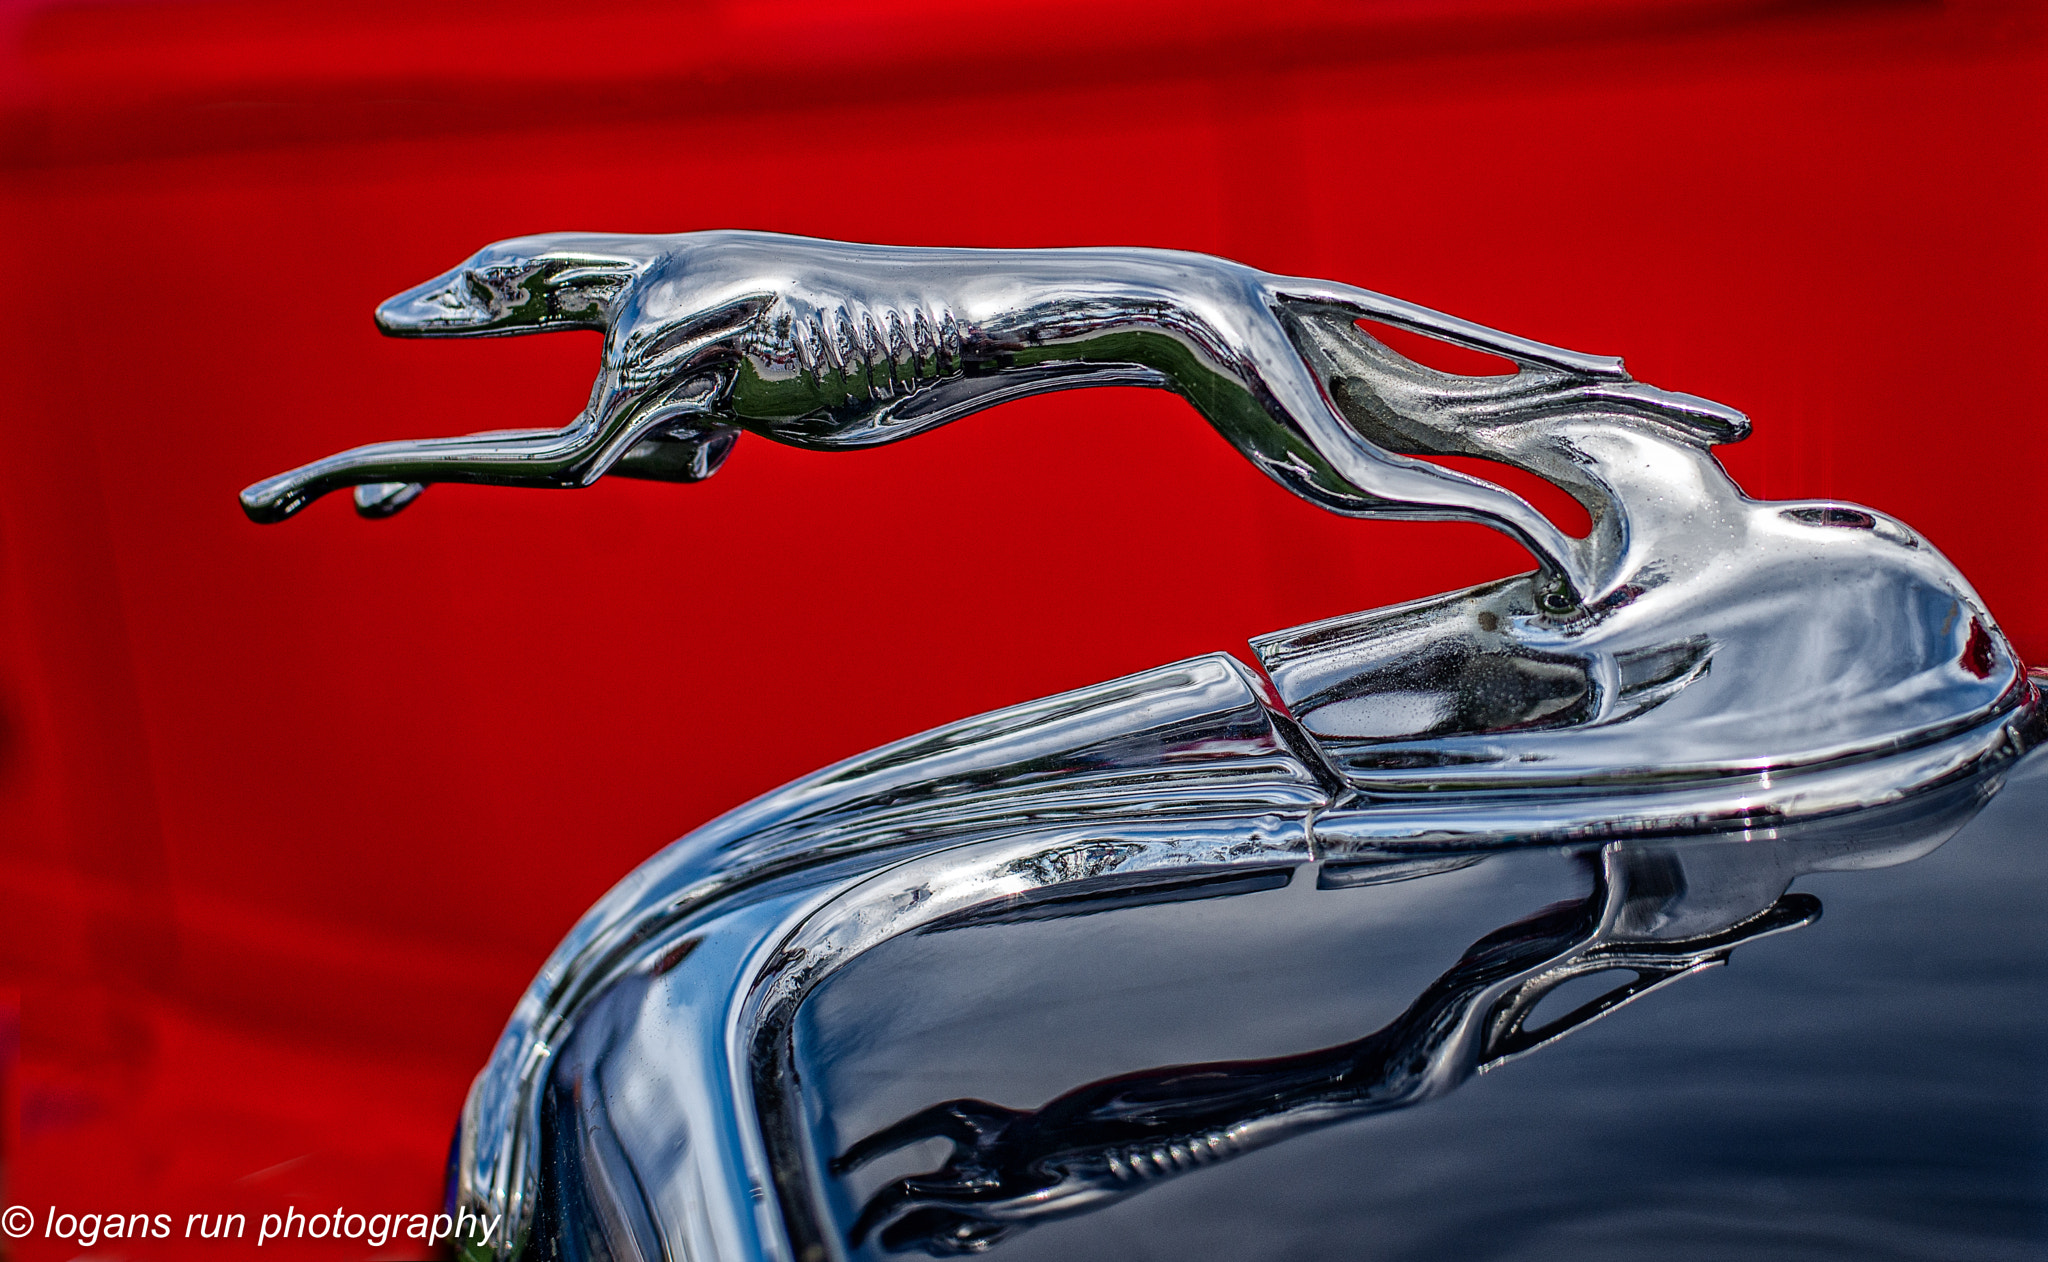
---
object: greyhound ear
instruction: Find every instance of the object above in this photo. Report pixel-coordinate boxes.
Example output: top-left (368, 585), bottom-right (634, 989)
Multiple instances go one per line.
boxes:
top-left (532, 252), bottom-right (652, 325)
top-left (1650, 395), bottom-right (1751, 447)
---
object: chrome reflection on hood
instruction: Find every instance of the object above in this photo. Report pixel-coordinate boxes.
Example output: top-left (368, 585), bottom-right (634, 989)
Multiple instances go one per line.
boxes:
top-left (512, 730), bottom-right (2030, 1262)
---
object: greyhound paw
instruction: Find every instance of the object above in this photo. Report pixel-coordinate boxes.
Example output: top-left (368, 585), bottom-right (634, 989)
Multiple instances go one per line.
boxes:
top-left (354, 482), bottom-right (426, 518)
top-left (238, 477), bottom-right (310, 524)
top-left (611, 425), bottom-right (740, 485)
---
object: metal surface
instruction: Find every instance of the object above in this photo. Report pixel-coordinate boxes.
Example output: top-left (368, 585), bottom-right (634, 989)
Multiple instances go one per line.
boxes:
top-left (797, 757), bottom-right (2048, 1260)
top-left (823, 849), bottom-right (1824, 1254)
top-left (242, 233), bottom-right (2042, 1262)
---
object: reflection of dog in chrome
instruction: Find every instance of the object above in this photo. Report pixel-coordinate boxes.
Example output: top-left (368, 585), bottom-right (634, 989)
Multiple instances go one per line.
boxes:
top-left (834, 840), bottom-right (1821, 1255)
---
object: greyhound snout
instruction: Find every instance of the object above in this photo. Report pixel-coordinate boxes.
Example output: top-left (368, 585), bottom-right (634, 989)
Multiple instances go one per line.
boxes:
top-left (374, 266), bottom-right (502, 337)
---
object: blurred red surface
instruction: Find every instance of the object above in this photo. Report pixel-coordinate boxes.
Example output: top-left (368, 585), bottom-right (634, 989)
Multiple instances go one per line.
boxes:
top-left (0, 0), bottom-right (2041, 1256)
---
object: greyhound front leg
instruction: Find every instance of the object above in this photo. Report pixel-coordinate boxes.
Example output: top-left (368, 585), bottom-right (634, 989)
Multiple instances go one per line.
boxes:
top-left (238, 419), bottom-right (610, 523)
top-left (345, 425), bottom-right (571, 519)
top-left (239, 374), bottom-right (725, 522)
top-left (345, 421), bottom-right (741, 519)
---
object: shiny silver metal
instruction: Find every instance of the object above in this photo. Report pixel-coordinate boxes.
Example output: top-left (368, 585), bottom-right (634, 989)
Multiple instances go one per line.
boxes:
top-left (241, 231), bottom-right (1750, 600)
top-left (243, 233), bottom-right (2041, 1262)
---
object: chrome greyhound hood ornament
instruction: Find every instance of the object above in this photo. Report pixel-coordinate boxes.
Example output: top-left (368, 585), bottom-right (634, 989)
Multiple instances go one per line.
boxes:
top-left (245, 233), bottom-right (2040, 1262)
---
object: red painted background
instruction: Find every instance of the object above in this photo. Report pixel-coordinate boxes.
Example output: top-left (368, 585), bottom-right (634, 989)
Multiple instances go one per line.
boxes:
top-left (0, 1), bottom-right (2042, 1256)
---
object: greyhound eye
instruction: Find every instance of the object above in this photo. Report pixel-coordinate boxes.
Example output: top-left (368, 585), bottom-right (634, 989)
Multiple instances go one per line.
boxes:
top-left (466, 265), bottom-right (536, 311)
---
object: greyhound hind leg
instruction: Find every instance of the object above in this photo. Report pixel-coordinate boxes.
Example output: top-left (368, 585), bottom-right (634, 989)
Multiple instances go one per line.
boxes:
top-left (608, 423), bottom-right (741, 484)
